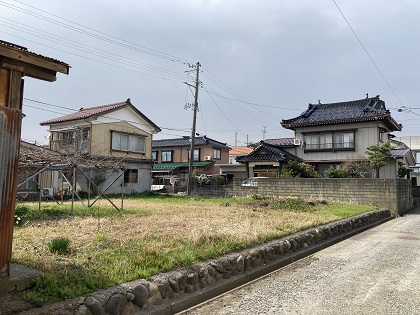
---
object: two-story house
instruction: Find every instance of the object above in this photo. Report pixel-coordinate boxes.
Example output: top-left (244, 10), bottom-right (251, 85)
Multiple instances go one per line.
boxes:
top-left (40, 98), bottom-right (161, 194)
top-left (152, 136), bottom-right (230, 185)
top-left (280, 95), bottom-right (405, 176)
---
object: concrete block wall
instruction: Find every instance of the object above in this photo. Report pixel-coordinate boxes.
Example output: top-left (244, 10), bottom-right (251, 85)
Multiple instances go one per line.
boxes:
top-left (193, 178), bottom-right (413, 215)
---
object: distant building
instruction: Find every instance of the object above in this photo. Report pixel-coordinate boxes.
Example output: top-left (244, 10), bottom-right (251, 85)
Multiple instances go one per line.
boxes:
top-left (152, 136), bottom-right (230, 185)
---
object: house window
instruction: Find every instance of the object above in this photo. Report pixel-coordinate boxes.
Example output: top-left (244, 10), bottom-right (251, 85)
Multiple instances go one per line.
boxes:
top-left (213, 149), bottom-right (221, 160)
top-left (162, 150), bottom-right (173, 162)
top-left (62, 131), bottom-right (74, 147)
top-left (188, 149), bottom-right (200, 161)
top-left (334, 132), bottom-right (354, 149)
top-left (304, 131), bottom-right (355, 151)
top-left (152, 151), bottom-right (158, 161)
top-left (124, 169), bottom-right (138, 184)
top-left (112, 132), bottom-right (145, 153)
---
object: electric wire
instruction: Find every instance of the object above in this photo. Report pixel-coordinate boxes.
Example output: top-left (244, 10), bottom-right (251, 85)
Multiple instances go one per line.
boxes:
top-left (0, 17), bottom-right (192, 82)
top-left (0, 0), bottom-right (192, 63)
top-left (201, 86), bottom-right (247, 139)
top-left (202, 84), bottom-right (282, 129)
top-left (23, 98), bottom-right (191, 133)
top-left (332, 0), bottom-right (405, 108)
top-left (1, 31), bottom-right (186, 83)
top-left (1, 0), bottom-right (295, 130)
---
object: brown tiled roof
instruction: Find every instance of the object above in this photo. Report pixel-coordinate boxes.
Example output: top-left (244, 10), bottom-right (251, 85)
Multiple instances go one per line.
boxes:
top-left (229, 146), bottom-right (253, 155)
top-left (40, 100), bottom-right (127, 125)
top-left (40, 99), bottom-right (161, 132)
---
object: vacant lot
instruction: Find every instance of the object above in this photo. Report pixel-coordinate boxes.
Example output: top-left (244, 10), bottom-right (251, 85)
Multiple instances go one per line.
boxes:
top-left (12, 194), bottom-right (374, 305)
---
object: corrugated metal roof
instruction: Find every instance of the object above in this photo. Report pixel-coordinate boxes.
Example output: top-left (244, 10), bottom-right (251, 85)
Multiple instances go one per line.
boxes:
top-left (390, 148), bottom-right (411, 158)
top-left (152, 136), bottom-right (230, 149)
top-left (281, 95), bottom-right (401, 131)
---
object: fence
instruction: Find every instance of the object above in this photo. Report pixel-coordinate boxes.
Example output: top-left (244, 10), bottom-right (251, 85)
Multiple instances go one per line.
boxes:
top-left (192, 178), bottom-right (413, 215)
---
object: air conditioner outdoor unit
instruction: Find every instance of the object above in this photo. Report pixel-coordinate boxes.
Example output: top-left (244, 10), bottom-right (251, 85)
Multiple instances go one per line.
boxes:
top-left (294, 139), bottom-right (301, 146)
top-left (41, 188), bottom-right (55, 197)
top-left (204, 156), bottom-right (212, 161)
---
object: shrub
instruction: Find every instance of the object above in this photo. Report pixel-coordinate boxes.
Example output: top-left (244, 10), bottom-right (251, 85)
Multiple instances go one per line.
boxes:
top-left (324, 166), bottom-right (365, 178)
top-left (272, 196), bottom-right (312, 211)
top-left (195, 174), bottom-right (210, 185)
top-left (280, 161), bottom-right (320, 178)
top-left (398, 167), bottom-right (407, 178)
top-left (251, 194), bottom-right (269, 200)
top-left (14, 205), bottom-right (31, 226)
top-left (47, 237), bottom-right (71, 255)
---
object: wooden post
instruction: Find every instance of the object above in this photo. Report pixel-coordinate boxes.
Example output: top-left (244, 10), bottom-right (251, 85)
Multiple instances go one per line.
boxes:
top-left (71, 167), bottom-right (76, 215)
top-left (0, 41), bottom-right (69, 288)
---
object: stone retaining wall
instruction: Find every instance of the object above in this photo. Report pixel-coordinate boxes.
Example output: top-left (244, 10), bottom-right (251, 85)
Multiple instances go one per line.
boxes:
top-left (23, 210), bottom-right (391, 315)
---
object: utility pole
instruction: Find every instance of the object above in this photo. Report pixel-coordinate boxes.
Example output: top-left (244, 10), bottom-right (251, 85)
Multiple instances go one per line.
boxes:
top-left (235, 132), bottom-right (238, 146)
top-left (262, 126), bottom-right (267, 140)
top-left (187, 62), bottom-right (200, 196)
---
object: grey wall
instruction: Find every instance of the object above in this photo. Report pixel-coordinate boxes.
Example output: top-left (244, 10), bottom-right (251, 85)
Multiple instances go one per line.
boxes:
top-left (192, 178), bottom-right (413, 215)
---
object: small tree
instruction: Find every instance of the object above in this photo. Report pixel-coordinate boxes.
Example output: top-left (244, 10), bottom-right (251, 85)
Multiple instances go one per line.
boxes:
top-left (280, 161), bottom-right (320, 178)
top-left (89, 170), bottom-right (107, 195)
top-left (398, 166), bottom-right (407, 178)
top-left (342, 154), bottom-right (370, 177)
top-left (365, 142), bottom-right (395, 178)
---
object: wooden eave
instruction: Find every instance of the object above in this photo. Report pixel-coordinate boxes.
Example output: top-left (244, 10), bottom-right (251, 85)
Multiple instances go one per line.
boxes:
top-left (0, 45), bottom-right (69, 82)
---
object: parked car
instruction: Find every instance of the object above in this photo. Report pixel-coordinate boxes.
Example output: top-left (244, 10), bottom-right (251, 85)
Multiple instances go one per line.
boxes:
top-left (241, 177), bottom-right (268, 187)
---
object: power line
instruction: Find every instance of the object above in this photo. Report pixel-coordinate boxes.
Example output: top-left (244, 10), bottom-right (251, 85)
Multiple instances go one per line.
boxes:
top-left (22, 98), bottom-right (191, 133)
top-left (202, 86), bottom-right (246, 139)
top-left (0, 17), bottom-right (193, 82)
top-left (202, 84), bottom-right (282, 128)
top-left (0, 0), bottom-right (192, 63)
top-left (332, 0), bottom-right (405, 108)
top-left (1, 0), bottom-right (289, 127)
top-left (1, 31), bottom-right (186, 83)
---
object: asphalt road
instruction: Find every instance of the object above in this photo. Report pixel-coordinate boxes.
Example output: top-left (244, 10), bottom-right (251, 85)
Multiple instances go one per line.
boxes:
top-left (179, 207), bottom-right (420, 315)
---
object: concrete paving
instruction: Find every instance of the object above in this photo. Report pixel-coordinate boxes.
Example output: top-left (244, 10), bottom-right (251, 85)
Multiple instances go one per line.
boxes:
top-left (180, 207), bottom-right (420, 315)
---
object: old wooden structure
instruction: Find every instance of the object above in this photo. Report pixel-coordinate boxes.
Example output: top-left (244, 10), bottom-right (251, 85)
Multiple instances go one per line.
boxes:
top-left (0, 40), bottom-right (69, 282)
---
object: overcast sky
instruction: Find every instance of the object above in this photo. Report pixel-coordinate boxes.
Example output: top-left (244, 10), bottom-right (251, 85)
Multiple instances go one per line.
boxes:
top-left (1, 0), bottom-right (419, 147)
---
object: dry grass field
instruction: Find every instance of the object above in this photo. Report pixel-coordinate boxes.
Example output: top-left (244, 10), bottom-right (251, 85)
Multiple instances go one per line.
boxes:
top-left (12, 194), bottom-right (374, 304)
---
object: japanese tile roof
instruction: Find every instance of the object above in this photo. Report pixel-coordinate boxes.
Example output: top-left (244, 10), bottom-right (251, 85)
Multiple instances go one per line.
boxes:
top-left (40, 99), bottom-right (161, 132)
top-left (152, 136), bottom-right (230, 149)
top-left (152, 161), bottom-right (213, 171)
top-left (229, 146), bottom-right (253, 155)
top-left (281, 95), bottom-right (401, 131)
top-left (249, 138), bottom-right (295, 148)
top-left (236, 142), bottom-right (302, 163)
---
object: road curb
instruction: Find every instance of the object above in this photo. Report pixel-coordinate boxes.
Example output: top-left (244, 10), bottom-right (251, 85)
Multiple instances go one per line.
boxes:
top-left (142, 211), bottom-right (394, 315)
